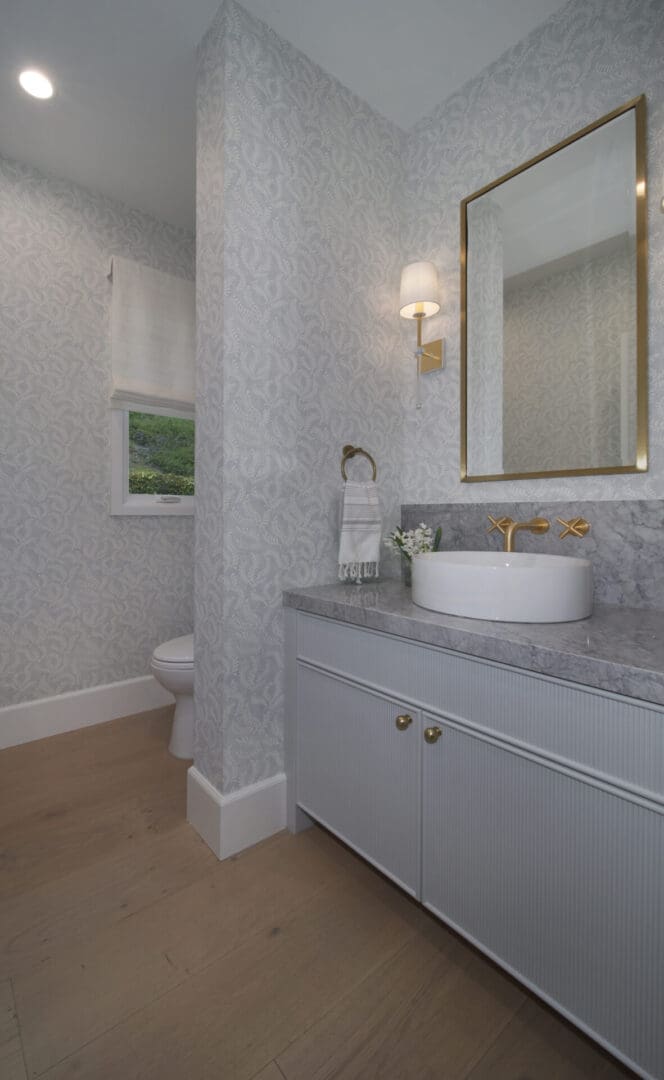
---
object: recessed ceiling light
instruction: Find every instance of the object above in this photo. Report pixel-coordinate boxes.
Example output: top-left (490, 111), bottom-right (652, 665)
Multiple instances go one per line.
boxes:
top-left (19, 69), bottom-right (54, 100)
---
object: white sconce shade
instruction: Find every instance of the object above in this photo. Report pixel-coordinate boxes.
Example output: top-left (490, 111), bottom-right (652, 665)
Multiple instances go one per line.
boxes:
top-left (399, 259), bottom-right (444, 406)
top-left (399, 260), bottom-right (440, 319)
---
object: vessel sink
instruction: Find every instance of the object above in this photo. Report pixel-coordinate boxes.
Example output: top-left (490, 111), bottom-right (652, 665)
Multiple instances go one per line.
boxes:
top-left (412, 550), bottom-right (593, 623)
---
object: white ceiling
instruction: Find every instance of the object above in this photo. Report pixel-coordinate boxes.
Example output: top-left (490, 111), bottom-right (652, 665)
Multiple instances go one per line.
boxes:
top-left (0, 0), bottom-right (221, 230)
top-left (241, 0), bottom-right (569, 130)
top-left (0, 0), bottom-right (569, 230)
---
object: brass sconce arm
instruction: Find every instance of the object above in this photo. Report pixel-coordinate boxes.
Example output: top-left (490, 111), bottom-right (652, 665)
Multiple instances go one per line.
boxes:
top-left (414, 313), bottom-right (443, 373)
top-left (399, 262), bottom-right (444, 386)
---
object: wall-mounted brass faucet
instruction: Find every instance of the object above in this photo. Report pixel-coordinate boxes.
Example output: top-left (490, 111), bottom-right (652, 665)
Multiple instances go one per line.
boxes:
top-left (487, 515), bottom-right (550, 553)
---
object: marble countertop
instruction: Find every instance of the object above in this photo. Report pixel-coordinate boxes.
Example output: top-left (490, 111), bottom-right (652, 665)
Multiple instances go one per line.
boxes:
top-left (283, 580), bottom-right (664, 708)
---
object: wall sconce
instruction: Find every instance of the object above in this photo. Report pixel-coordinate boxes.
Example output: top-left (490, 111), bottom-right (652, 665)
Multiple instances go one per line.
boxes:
top-left (399, 260), bottom-right (443, 408)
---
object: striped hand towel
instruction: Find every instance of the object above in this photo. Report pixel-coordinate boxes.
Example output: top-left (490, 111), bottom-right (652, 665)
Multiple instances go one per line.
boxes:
top-left (338, 480), bottom-right (381, 582)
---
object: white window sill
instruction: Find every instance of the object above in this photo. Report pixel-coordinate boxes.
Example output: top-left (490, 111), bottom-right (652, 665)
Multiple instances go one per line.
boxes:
top-left (111, 494), bottom-right (194, 516)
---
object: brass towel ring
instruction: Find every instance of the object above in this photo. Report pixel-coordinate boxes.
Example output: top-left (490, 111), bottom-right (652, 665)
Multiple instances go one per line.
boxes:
top-left (341, 444), bottom-right (377, 482)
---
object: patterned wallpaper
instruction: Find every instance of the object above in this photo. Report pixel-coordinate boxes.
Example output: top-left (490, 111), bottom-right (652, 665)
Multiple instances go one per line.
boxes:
top-left (465, 196), bottom-right (504, 476)
top-left (0, 155), bottom-right (194, 707)
top-left (401, 0), bottom-right (664, 503)
top-left (502, 242), bottom-right (636, 473)
top-left (195, 0), bottom-right (407, 792)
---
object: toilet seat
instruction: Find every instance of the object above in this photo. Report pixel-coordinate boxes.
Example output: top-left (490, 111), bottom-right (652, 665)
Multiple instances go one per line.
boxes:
top-left (152, 633), bottom-right (193, 666)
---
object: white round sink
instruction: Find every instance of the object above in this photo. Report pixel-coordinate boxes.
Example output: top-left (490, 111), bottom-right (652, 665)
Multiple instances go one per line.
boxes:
top-left (412, 550), bottom-right (593, 623)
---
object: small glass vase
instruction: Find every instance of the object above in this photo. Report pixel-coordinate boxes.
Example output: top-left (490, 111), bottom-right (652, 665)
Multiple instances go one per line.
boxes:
top-left (402, 560), bottom-right (412, 587)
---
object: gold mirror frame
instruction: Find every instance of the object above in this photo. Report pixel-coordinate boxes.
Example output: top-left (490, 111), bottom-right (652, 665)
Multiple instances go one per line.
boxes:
top-left (460, 95), bottom-right (648, 483)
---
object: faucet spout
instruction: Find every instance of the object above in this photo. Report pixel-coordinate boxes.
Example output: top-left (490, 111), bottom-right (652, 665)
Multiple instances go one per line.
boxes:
top-left (502, 517), bottom-right (550, 553)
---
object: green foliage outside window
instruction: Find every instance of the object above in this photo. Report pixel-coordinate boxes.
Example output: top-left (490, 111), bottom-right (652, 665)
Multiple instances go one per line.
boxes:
top-left (128, 411), bottom-right (195, 495)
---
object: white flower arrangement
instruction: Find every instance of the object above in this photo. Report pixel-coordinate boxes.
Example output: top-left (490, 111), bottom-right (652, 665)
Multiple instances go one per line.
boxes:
top-left (384, 522), bottom-right (442, 563)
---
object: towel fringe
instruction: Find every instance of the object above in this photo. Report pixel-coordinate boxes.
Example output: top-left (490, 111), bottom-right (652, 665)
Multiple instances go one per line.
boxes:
top-left (338, 561), bottom-right (379, 582)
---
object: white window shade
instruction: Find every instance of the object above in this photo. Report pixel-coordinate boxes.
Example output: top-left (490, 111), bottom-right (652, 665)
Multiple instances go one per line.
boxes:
top-left (109, 256), bottom-right (195, 416)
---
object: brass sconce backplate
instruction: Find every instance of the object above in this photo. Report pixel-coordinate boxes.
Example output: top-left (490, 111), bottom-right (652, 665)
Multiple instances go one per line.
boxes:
top-left (420, 338), bottom-right (444, 374)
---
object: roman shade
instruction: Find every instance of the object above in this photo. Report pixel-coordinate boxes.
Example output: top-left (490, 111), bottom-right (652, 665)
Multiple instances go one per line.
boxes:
top-left (108, 256), bottom-right (195, 416)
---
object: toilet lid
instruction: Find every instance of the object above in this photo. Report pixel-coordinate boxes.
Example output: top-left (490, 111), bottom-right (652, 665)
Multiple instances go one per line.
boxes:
top-left (153, 633), bottom-right (193, 664)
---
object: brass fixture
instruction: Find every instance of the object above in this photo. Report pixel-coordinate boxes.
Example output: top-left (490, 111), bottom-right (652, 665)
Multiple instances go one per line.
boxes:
top-left (424, 726), bottom-right (442, 744)
top-left (340, 444), bottom-right (377, 482)
top-left (487, 515), bottom-right (514, 538)
top-left (395, 714), bottom-right (413, 731)
top-left (557, 516), bottom-right (591, 539)
top-left (413, 311), bottom-right (443, 374)
top-left (503, 517), bottom-right (550, 553)
top-left (399, 261), bottom-right (444, 410)
top-left (487, 514), bottom-right (550, 553)
top-left (399, 262), bottom-right (443, 375)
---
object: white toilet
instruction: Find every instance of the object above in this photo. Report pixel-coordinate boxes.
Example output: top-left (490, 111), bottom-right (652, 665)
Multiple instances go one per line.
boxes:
top-left (150, 634), bottom-right (194, 759)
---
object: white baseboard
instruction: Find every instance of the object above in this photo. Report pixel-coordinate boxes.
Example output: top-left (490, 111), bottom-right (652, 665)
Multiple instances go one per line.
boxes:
top-left (187, 767), bottom-right (287, 860)
top-left (0, 675), bottom-right (174, 750)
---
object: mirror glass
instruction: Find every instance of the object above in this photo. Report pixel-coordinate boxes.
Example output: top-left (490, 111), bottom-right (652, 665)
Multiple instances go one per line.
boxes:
top-left (461, 98), bottom-right (647, 481)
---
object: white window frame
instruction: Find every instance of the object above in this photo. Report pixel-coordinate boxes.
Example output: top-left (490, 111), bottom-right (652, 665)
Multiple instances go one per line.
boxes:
top-left (110, 402), bottom-right (195, 516)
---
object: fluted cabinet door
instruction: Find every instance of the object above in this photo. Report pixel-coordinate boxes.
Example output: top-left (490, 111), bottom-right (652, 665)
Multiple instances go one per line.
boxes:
top-left (297, 664), bottom-right (420, 895)
top-left (422, 716), bottom-right (664, 1078)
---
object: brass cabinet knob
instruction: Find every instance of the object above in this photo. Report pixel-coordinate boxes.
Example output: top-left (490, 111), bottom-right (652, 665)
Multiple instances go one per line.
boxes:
top-left (395, 714), bottom-right (413, 731)
top-left (424, 726), bottom-right (442, 744)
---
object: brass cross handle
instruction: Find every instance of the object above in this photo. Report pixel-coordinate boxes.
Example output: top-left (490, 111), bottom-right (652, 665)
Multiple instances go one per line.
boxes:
top-left (557, 516), bottom-right (590, 539)
top-left (487, 515), bottom-right (514, 536)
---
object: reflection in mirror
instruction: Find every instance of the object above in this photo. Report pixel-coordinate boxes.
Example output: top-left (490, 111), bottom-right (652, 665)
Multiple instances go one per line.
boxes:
top-left (461, 97), bottom-right (647, 482)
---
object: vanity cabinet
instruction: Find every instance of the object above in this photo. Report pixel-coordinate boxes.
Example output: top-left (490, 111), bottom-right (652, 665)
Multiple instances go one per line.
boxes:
top-left (285, 608), bottom-right (664, 1080)
top-left (421, 713), bottom-right (663, 1076)
top-left (296, 664), bottom-right (421, 895)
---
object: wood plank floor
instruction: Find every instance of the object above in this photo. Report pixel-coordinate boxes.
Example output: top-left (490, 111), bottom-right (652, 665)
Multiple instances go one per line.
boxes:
top-left (0, 708), bottom-right (635, 1079)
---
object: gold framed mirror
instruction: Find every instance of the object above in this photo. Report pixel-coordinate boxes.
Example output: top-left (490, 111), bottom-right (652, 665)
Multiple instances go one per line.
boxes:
top-left (460, 95), bottom-right (647, 483)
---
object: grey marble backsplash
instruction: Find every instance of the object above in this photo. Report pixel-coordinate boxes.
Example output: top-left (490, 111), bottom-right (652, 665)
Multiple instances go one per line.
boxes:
top-left (402, 501), bottom-right (664, 610)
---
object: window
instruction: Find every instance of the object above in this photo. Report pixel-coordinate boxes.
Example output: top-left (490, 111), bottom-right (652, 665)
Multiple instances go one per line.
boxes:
top-left (128, 410), bottom-right (194, 496)
top-left (111, 405), bottom-right (194, 516)
top-left (108, 255), bottom-right (195, 515)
